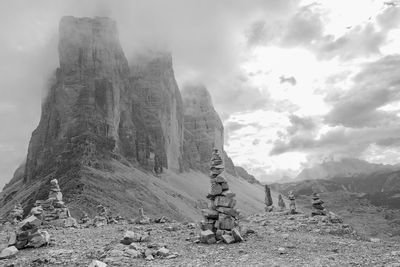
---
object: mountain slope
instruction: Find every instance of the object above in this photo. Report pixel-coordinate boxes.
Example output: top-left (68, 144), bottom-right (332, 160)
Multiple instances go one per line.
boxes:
top-left (0, 159), bottom-right (269, 221)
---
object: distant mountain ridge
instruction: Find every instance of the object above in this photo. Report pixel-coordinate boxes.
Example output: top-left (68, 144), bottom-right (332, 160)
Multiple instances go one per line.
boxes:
top-left (295, 158), bottom-right (398, 181)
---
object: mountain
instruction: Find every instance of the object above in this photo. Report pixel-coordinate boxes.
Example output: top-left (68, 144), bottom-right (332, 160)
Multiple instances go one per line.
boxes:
top-left (181, 83), bottom-right (237, 176)
top-left (0, 16), bottom-right (266, 221)
top-left (296, 158), bottom-right (396, 181)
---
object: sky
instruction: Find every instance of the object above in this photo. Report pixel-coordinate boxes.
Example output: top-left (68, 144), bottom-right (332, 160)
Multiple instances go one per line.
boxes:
top-left (1, 0), bottom-right (400, 187)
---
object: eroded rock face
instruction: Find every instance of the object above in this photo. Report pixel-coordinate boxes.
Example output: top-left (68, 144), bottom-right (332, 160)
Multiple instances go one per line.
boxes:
top-left (25, 16), bottom-right (131, 182)
top-left (24, 16), bottom-right (185, 184)
top-left (182, 84), bottom-right (236, 176)
top-left (130, 50), bottom-right (184, 172)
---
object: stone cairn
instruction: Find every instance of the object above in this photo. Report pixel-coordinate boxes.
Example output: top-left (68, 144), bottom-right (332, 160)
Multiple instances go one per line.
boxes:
top-left (8, 203), bottom-right (24, 224)
top-left (1, 206), bottom-right (51, 257)
top-left (288, 190), bottom-right (296, 214)
top-left (264, 185), bottom-right (273, 212)
top-left (93, 205), bottom-right (109, 227)
top-left (311, 192), bottom-right (327, 216)
top-left (134, 208), bottom-right (151, 224)
top-left (199, 148), bottom-right (243, 244)
top-left (35, 179), bottom-right (77, 227)
top-left (278, 194), bottom-right (286, 211)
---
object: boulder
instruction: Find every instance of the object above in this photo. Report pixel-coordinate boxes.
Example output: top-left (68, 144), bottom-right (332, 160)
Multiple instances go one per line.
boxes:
top-left (121, 231), bottom-right (142, 245)
top-left (27, 230), bottom-right (50, 248)
top-left (232, 228), bottom-right (244, 242)
top-left (19, 215), bottom-right (42, 230)
top-left (0, 246), bottom-right (18, 259)
top-left (200, 230), bottom-right (216, 244)
top-left (221, 234), bottom-right (235, 244)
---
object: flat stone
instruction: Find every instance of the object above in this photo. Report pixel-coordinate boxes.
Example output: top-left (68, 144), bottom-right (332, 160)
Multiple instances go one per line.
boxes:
top-left (0, 246), bottom-right (18, 259)
top-left (221, 234), bottom-right (235, 244)
top-left (19, 215), bottom-right (42, 230)
top-left (232, 228), bottom-right (244, 242)
top-left (125, 249), bottom-right (141, 258)
top-left (8, 232), bottom-right (17, 246)
top-left (218, 214), bottom-right (235, 230)
top-left (202, 209), bottom-right (219, 219)
top-left (215, 196), bottom-right (236, 208)
top-left (88, 260), bottom-right (107, 267)
top-left (27, 230), bottom-right (50, 248)
top-left (157, 247), bottom-right (170, 257)
top-left (200, 230), bottom-right (216, 244)
top-left (121, 231), bottom-right (142, 245)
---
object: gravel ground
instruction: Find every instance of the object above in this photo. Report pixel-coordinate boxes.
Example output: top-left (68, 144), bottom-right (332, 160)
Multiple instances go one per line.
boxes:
top-left (1, 212), bottom-right (400, 267)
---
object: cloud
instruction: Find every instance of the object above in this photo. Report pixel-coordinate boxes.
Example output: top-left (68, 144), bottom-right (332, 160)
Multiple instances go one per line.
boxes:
top-left (324, 55), bottom-right (400, 128)
top-left (279, 75), bottom-right (297, 86)
top-left (246, 3), bottom-right (400, 61)
top-left (270, 125), bottom-right (400, 158)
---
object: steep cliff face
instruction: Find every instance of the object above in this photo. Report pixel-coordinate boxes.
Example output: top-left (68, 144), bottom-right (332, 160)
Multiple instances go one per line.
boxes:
top-left (25, 16), bottom-right (132, 183)
top-left (129, 50), bottom-right (184, 172)
top-left (182, 84), bottom-right (237, 176)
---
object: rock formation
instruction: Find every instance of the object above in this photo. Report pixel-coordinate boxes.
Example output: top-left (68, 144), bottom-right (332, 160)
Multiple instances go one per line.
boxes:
top-left (288, 191), bottom-right (296, 214)
top-left (200, 148), bottom-right (243, 244)
top-left (311, 193), bottom-right (326, 216)
top-left (264, 185), bottom-right (273, 212)
top-left (129, 49), bottom-right (184, 172)
top-left (0, 16), bottom-right (262, 221)
top-left (182, 84), bottom-right (237, 176)
top-left (278, 194), bottom-right (286, 211)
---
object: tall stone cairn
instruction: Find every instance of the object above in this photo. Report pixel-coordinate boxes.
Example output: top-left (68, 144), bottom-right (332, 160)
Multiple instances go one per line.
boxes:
top-left (288, 190), bottom-right (296, 214)
top-left (311, 192), bottom-right (327, 216)
top-left (34, 179), bottom-right (77, 227)
top-left (199, 148), bottom-right (243, 244)
top-left (278, 194), bottom-right (286, 211)
top-left (264, 185), bottom-right (273, 212)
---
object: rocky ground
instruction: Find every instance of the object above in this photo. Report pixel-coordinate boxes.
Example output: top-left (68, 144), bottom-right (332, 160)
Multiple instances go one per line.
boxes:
top-left (1, 212), bottom-right (400, 267)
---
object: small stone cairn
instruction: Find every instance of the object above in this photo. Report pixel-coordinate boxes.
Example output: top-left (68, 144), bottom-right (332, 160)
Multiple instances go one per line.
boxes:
top-left (264, 185), bottom-right (273, 212)
top-left (134, 208), bottom-right (151, 224)
top-left (288, 190), bottom-right (296, 214)
top-left (93, 205), bottom-right (109, 227)
top-left (278, 194), bottom-right (286, 211)
top-left (199, 148), bottom-right (243, 244)
top-left (35, 179), bottom-right (77, 227)
top-left (311, 192), bottom-right (327, 216)
top-left (1, 206), bottom-right (51, 257)
top-left (8, 203), bottom-right (24, 224)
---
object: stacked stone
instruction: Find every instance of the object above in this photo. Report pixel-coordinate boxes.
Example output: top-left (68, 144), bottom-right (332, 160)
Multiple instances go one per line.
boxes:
top-left (311, 192), bottom-right (326, 216)
top-left (134, 208), bottom-right (151, 224)
top-left (264, 185), bottom-right (273, 212)
top-left (288, 191), bottom-right (296, 214)
top-left (35, 179), bottom-right (76, 227)
top-left (93, 205), bottom-right (109, 227)
top-left (278, 194), bottom-right (286, 211)
top-left (200, 148), bottom-right (243, 244)
top-left (8, 203), bottom-right (24, 224)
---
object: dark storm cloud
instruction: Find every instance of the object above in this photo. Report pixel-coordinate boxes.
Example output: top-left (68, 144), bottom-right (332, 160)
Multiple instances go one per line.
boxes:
top-left (325, 55), bottom-right (400, 128)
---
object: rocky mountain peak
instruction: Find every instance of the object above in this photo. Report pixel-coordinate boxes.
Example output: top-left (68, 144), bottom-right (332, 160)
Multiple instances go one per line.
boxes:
top-left (58, 16), bottom-right (127, 77)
